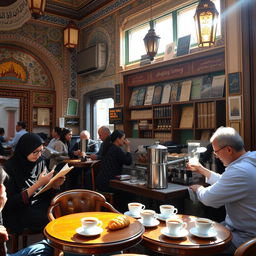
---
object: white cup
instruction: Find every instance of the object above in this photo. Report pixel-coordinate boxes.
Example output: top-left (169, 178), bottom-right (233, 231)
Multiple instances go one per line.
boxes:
top-left (160, 205), bottom-right (178, 218)
top-left (128, 202), bottom-right (145, 216)
top-left (81, 217), bottom-right (102, 233)
top-left (188, 155), bottom-right (199, 165)
top-left (140, 209), bottom-right (156, 225)
top-left (195, 218), bottom-right (213, 234)
top-left (166, 218), bottom-right (187, 235)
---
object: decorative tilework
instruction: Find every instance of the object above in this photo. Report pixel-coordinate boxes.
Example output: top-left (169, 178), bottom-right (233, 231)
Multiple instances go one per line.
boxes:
top-left (33, 92), bottom-right (54, 105)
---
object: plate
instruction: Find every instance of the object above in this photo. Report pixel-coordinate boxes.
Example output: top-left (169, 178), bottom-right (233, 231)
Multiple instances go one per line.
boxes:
top-left (124, 211), bottom-right (141, 218)
top-left (138, 218), bottom-right (160, 228)
top-left (161, 227), bottom-right (188, 238)
top-left (156, 213), bottom-right (177, 221)
top-left (76, 226), bottom-right (103, 236)
top-left (189, 227), bottom-right (217, 238)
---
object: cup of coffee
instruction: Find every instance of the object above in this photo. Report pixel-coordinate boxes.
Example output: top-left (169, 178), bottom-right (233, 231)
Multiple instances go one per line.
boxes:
top-left (128, 202), bottom-right (145, 216)
top-left (140, 209), bottom-right (156, 225)
top-left (166, 218), bottom-right (187, 235)
top-left (81, 217), bottom-right (102, 233)
top-left (160, 205), bottom-right (178, 218)
top-left (195, 218), bottom-right (213, 234)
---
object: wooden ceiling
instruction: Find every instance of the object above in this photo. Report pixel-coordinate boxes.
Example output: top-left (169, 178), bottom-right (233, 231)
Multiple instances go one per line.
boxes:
top-left (0, 0), bottom-right (114, 19)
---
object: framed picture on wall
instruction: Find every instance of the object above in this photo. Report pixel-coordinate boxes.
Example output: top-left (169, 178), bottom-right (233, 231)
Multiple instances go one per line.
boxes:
top-left (67, 98), bottom-right (79, 116)
top-left (228, 72), bottom-right (241, 95)
top-left (228, 96), bottom-right (241, 120)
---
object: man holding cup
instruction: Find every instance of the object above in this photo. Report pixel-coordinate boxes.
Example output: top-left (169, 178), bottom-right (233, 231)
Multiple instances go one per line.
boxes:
top-left (187, 127), bottom-right (256, 254)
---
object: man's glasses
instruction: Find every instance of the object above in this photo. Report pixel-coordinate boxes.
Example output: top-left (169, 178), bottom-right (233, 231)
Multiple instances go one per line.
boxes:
top-left (213, 145), bottom-right (228, 155)
top-left (32, 148), bottom-right (44, 156)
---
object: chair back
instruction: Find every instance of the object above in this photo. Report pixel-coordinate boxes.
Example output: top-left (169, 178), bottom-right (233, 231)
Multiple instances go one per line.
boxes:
top-left (48, 189), bottom-right (119, 221)
top-left (234, 237), bottom-right (256, 256)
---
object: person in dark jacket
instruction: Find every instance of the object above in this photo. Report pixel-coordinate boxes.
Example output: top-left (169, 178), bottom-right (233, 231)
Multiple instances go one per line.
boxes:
top-left (96, 130), bottom-right (132, 192)
top-left (3, 133), bottom-right (65, 233)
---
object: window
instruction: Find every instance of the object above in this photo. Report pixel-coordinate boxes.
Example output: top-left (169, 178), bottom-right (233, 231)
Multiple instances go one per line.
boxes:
top-left (124, 0), bottom-right (221, 65)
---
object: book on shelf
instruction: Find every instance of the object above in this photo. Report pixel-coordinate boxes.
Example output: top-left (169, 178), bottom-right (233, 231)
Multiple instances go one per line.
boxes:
top-left (129, 88), bottom-right (140, 106)
top-left (161, 83), bottom-right (172, 104)
top-left (211, 74), bottom-right (225, 98)
top-left (191, 77), bottom-right (203, 100)
top-left (140, 54), bottom-right (151, 66)
top-left (169, 82), bottom-right (179, 102)
top-left (176, 34), bottom-right (191, 57)
top-left (179, 80), bottom-right (192, 101)
top-left (179, 105), bottom-right (194, 128)
top-left (136, 87), bottom-right (146, 106)
top-left (152, 85), bottom-right (163, 105)
top-left (144, 85), bottom-right (155, 105)
top-left (176, 83), bottom-right (182, 101)
top-left (200, 130), bottom-right (211, 141)
top-left (201, 75), bottom-right (213, 99)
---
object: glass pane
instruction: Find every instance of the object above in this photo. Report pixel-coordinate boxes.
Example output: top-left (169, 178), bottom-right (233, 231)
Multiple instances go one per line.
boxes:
top-left (94, 98), bottom-right (114, 139)
top-left (128, 24), bottom-right (149, 62)
top-left (155, 14), bottom-right (173, 54)
top-left (212, 0), bottom-right (221, 36)
top-left (177, 3), bottom-right (198, 45)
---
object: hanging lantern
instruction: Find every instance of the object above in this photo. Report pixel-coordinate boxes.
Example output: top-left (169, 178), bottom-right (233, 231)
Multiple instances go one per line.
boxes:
top-left (144, 20), bottom-right (160, 61)
top-left (64, 21), bottom-right (79, 48)
top-left (28, 0), bottom-right (46, 18)
top-left (194, 0), bottom-right (219, 47)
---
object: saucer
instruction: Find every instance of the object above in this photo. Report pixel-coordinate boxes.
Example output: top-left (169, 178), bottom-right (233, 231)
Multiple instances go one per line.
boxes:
top-left (138, 218), bottom-right (160, 228)
top-left (156, 213), bottom-right (176, 221)
top-left (76, 226), bottom-right (103, 236)
top-left (161, 227), bottom-right (188, 238)
top-left (189, 227), bottom-right (217, 238)
top-left (124, 211), bottom-right (141, 218)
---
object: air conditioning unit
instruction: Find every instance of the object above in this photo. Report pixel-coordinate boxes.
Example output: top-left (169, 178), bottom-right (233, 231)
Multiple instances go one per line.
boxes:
top-left (77, 43), bottom-right (106, 75)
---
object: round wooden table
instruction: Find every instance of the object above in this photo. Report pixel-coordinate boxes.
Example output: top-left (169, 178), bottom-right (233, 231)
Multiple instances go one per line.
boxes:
top-left (44, 212), bottom-right (145, 255)
top-left (142, 214), bottom-right (232, 256)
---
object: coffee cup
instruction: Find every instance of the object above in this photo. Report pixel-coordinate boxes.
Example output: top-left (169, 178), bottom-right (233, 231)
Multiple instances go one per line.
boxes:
top-left (195, 218), bottom-right (213, 234)
top-left (140, 209), bottom-right (156, 225)
top-left (160, 205), bottom-right (178, 218)
top-left (81, 217), bottom-right (102, 233)
top-left (128, 202), bottom-right (145, 216)
top-left (166, 218), bottom-right (187, 235)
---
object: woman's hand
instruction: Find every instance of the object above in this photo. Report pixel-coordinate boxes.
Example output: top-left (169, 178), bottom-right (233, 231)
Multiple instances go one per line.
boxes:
top-left (51, 176), bottom-right (66, 189)
top-left (37, 169), bottom-right (54, 187)
top-left (0, 225), bottom-right (8, 242)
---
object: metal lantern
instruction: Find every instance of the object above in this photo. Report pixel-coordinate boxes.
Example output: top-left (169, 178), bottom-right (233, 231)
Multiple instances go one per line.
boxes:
top-left (194, 0), bottom-right (219, 47)
top-left (28, 0), bottom-right (46, 18)
top-left (64, 21), bottom-right (79, 48)
top-left (144, 20), bottom-right (160, 61)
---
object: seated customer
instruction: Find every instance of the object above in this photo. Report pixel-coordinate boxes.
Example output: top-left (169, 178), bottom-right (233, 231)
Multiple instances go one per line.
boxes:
top-left (96, 130), bottom-right (132, 192)
top-left (90, 126), bottom-right (110, 160)
top-left (0, 166), bottom-right (53, 256)
top-left (3, 133), bottom-right (65, 233)
top-left (188, 126), bottom-right (256, 254)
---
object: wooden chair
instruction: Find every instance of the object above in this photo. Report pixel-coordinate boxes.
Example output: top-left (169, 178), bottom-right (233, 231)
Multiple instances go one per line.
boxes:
top-left (48, 189), bottom-right (119, 221)
top-left (234, 237), bottom-right (256, 256)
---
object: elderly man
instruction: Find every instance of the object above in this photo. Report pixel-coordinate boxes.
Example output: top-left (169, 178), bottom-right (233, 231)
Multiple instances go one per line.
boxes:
top-left (90, 126), bottom-right (111, 160)
top-left (188, 126), bottom-right (256, 254)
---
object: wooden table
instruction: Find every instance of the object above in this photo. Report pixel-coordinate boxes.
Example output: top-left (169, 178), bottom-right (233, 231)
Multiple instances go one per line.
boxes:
top-left (141, 214), bottom-right (232, 256)
top-left (109, 180), bottom-right (188, 201)
top-left (44, 212), bottom-right (145, 255)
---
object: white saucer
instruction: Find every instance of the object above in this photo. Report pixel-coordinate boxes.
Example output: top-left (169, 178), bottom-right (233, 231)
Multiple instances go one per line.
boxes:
top-left (189, 227), bottom-right (217, 238)
top-left (124, 211), bottom-right (141, 218)
top-left (76, 226), bottom-right (103, 236)
top-left (161, 227), bottom-right (188, 238)
top-left (156, 213), bottom-right (176, 221)
top-left (138, 218), bottom-right (160, 227)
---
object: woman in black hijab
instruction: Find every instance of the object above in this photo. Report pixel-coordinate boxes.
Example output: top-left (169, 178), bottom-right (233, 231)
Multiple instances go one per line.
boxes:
top-left (3, 133), bottom-right (65, 233)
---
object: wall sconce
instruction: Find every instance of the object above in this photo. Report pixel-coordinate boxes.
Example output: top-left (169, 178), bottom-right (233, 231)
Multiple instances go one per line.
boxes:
top-left (28, 0), bottom-right (46, 18)
top-left (64, 21), bottom-right (79, 48)
top-left (194, 0), bottom-right (219, 47)
top-left (143, 1), bottom-right (160, 61)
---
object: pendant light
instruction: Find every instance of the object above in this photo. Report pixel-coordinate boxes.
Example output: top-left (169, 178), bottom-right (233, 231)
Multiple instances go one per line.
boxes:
top-left (194, 0), bottom-right (219, 47)
top-left (143, 1), bottom-right (160, 61)
top-left (28, 0), bottom-right (46, 18)
top-left (64, 21), bottom-right (79, 48)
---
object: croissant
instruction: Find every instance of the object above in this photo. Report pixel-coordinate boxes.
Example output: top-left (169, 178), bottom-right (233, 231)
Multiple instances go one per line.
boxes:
top-left (108, 215), bottom-right (130, 230)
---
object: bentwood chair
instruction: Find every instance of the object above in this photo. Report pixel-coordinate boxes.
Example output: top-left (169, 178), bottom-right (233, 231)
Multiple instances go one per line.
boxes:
top-left (234, 237), bottom-right (256, 256)
top-left (48, 189), bottom-right (119, 221)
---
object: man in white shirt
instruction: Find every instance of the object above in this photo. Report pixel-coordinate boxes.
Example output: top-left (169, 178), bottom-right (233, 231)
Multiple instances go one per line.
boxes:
top-left (8, 121), bottom-right (28, 150)
top-left (188, 127), bottom-right (256, 254)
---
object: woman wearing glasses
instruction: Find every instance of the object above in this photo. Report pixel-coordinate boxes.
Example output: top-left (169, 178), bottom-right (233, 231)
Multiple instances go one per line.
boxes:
top-left (2, 133), bottom-right (65, 234)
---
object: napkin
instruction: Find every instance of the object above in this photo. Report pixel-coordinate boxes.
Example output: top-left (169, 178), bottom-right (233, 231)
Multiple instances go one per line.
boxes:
top-left (188, 188), bottom-right (199, 204)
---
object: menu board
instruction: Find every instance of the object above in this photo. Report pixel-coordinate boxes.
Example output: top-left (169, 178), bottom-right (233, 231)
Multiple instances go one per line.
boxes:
top-left (109, 108), bottom-right (123, 124)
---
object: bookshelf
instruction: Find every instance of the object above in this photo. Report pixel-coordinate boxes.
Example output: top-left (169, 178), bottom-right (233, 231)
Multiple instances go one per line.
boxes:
top-left (122, 47), bottom-right (226, 144)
